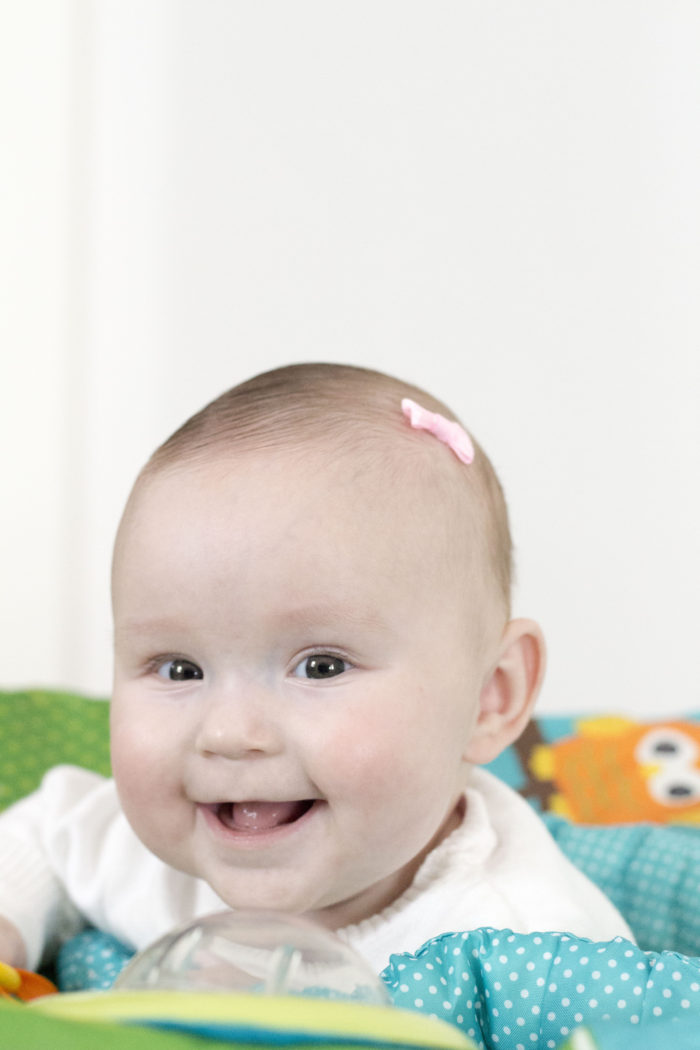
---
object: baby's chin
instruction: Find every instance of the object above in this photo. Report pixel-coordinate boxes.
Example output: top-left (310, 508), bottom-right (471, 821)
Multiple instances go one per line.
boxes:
top-left (188, 864), bottom-right (401, 931)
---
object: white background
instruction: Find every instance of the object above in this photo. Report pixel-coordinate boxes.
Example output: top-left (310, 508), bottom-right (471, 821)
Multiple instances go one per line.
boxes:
top-left (1, 1), bottom-right (698, 713)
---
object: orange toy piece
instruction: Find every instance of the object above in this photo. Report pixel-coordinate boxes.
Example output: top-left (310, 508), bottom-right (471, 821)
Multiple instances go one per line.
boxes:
top-left (0, 961), bottom-right (57, 1001)
top-left (530, 717), bottom-right (700, 825)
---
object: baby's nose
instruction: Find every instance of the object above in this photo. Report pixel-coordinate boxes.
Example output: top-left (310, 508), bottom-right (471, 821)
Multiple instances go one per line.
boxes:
top-left (195, 685), bottom-right (283, 759)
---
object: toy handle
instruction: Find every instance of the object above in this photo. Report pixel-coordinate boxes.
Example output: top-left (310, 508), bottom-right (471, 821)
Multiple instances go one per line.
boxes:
top-left (0, 960), bottom-right (57, 1001)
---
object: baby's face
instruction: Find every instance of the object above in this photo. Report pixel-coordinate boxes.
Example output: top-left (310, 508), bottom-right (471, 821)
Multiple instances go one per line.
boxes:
top-left (111, 445), bottom-right (496, 928)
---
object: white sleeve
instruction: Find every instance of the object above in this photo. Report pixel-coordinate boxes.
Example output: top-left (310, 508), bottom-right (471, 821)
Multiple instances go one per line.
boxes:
top-left (0, 766), bottom-right (100, 969)
top-left (0, 765), bottom-right (226, 970)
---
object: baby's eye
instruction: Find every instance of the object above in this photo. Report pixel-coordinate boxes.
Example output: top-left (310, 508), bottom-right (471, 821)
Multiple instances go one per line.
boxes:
top-left (156, 658), bottom-right (203, 681)
top-left (293, 654), bottom-right (349, 680)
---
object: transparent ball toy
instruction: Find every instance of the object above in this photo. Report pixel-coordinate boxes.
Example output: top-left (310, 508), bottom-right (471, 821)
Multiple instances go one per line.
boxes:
top-left (114, 909), bottom-right (391, 1005)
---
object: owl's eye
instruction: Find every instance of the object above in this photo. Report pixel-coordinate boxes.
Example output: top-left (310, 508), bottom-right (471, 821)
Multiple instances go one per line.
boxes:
top-left (669, 783), bottom-right (693, 798)
top-left (647, 767), bottom-right (700, 807)
top-left (651, 740), bottom-right (680, 757)
top-left (635, 727), bottom-right (699, 767)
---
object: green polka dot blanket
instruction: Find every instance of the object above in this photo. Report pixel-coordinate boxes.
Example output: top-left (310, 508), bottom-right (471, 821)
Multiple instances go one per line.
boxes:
top-left (55, 926), bottom-right (700, 1049)
top-left (0, 691), bottom-right (110, 810)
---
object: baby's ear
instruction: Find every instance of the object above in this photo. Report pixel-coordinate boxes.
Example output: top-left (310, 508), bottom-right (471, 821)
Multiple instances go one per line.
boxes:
top-left (463, 618), bottom-right (546, 765)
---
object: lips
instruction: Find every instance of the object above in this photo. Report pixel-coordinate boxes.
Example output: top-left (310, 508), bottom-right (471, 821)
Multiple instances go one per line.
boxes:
top-left (213, 799), bottom-right (314, 832)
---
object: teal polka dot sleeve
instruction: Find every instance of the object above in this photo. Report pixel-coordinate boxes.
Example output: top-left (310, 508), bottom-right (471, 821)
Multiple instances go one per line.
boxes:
top-left (382, 928), bottom-right (700, 1049)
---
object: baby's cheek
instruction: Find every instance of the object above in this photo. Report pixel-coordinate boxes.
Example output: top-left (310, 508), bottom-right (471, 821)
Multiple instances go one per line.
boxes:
top-left (111, 723), bottom-right (149, 789)
top-left (111, 708), bottom-right (173, 807)
top-left (112, 747), bottom-right (183, 863)
top-left (111, 742), bottom-right (152, 818)
top-left (326, 726), bottom-right (413, 803)
top-left (331, 710), bottom-right (467, 832)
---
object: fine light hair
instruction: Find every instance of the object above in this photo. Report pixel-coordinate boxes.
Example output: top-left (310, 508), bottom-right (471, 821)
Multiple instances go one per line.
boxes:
top-left (137, 363), bottom-right (513, 614)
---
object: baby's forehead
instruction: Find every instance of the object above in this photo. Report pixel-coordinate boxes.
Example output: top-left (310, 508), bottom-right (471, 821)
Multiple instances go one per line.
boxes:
top-left (132, 438), bottom-right (484, 587)
top-left (146, 430), bottom-right (473, 515)
top-left (115, 432), bottom-right (506, 646)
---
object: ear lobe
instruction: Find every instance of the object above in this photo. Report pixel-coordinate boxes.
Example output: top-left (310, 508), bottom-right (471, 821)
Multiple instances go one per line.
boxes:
top-left (463, 618), bottom-right (546, 766)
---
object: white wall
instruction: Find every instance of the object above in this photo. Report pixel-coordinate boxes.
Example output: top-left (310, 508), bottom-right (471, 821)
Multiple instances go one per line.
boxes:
top-left (2, 1), bottom-right (699, 714)
top-left (0, 2), bottom-right (83, 688)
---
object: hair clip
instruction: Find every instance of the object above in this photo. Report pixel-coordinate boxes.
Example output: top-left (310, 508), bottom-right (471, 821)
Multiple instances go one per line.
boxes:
top-left (401, 398), bottom-right (475, 465)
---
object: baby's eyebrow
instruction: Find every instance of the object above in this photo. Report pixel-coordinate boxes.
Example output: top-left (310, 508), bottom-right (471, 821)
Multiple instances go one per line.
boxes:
top-left (274, 603), bottom-right (390, 633)
top-left (113, 606), bottom-right (391, 639)
top-left (113, 617), bottom-right (184, 640)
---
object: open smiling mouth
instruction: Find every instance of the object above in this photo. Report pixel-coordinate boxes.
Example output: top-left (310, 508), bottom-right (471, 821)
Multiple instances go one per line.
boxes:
top-left (212, 800), bottom-right (316, 833)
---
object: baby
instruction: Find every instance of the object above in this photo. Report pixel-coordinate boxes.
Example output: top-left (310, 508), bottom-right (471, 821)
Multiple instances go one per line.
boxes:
top-left (0, 362), bottom-right (632, 976)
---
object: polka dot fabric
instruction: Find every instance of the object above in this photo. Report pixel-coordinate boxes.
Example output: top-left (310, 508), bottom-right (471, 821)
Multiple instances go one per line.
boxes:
top-left (382, 928), bottom-right (700, 1049)
top-left (0, 690), bottom-right (110, 811)
top-left (57, 929), bottom-right (133, 991)
top-left (543, 815), bottom-right (700, 957)
top-left (61, 926), bottom-right (700, 1047)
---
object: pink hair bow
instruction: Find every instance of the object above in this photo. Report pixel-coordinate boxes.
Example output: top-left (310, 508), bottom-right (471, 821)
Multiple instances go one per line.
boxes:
top-left (401, 398), bottom-right (475, 465)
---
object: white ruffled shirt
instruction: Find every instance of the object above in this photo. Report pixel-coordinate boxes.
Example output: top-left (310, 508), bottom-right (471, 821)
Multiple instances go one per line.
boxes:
top-left (0, 765), bottom-right (633, 971)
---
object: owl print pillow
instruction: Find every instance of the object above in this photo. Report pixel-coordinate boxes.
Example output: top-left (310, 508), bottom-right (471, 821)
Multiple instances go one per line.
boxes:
top-left (487, 714), bottom-right (700, 825)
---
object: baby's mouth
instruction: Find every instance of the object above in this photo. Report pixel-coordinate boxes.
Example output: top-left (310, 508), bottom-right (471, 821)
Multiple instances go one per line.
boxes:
top-left (214, 800), bottom-right (314, 832)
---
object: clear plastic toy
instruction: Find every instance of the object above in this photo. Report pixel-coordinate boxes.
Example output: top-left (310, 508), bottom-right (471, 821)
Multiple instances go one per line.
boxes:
top-left (114, 909), bottom-right (390, 1003)
top-left (31, 910), bottom-right (471, 1048)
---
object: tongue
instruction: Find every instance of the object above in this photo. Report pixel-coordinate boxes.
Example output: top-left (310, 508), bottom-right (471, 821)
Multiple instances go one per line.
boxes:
top-left (224, 800), bottom-right (307, 831)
